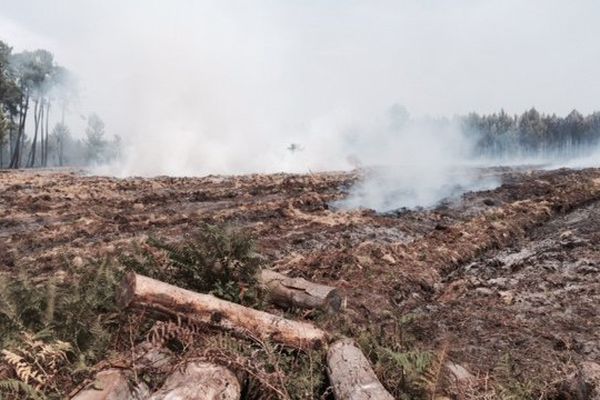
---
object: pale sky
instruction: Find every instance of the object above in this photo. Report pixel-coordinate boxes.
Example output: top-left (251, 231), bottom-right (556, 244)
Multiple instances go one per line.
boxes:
top-left (1, 0), bottom-right (599, 175)
top-left (2, 0), bottom-right (599, 117)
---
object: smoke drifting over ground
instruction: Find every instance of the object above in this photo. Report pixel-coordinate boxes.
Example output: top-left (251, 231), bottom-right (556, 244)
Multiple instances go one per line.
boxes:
top-left (3, 1), bottom-right (600, 210)
top-left (329, 111), bottom-right (495, 211)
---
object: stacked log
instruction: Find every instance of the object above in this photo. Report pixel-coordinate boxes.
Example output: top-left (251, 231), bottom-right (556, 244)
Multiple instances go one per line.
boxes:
top-left (117, 273), bottom-right (391, 400)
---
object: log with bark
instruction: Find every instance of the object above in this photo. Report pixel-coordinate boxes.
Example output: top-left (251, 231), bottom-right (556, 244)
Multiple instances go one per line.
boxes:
top-left (258, 269), bottom-right (342, 313)
top-left (326, 338), bottom-right (394, 400)
top-left (118, 272), bottom-right (328, 349)
top-left (148, 361), bottom-right (241, 400)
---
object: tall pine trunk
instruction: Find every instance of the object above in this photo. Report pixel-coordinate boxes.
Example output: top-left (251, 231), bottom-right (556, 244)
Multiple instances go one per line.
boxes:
top-left (9, 92), bottom-right (29, 169)
top-left (27, 98), bottom-right (42, 168)
top-left (43, 101), bottom-right (50, 167)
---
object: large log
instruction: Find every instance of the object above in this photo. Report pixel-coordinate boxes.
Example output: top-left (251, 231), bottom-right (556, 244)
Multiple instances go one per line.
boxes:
top-left (326, 339), bottom-right (394, 400)
top-left (258, 269), bottom-right (342, 312)
top-left (118, 272), bottom-right (328, 349)
top-left (148, 362), bottom-right (241, 400)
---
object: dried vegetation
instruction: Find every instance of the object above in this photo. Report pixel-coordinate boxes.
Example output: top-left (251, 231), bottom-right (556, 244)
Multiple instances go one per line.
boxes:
top-left (1, 167), bottom-right (600, 398)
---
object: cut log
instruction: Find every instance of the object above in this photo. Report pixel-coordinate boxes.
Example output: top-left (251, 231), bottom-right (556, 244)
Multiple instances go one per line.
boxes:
top-left (71, 369), bottom-right (148, 400)
top-left (148, 362), bottom-right (241, 400)
top-left (258, 269), bottom-right (342, 312)
top-left (134, 341), bottom-right (173, 370)
top-left (445, 361), bottom-right (474, 386)
top-left (326, 338), bottom-right (394, 400)
top-left (118, 272), bottom-right (328, 349)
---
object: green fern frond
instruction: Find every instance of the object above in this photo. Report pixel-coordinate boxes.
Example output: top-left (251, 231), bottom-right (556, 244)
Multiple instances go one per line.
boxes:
top-left (417, 342), bottom-right (449, 400)
top-left (124, 224), bottom-right (262, 305)
top-left (0, 378), bottom-right (45, 400)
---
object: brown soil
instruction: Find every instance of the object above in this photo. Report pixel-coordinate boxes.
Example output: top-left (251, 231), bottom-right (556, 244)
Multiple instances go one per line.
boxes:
top-left (1, 167), bottom-right (599, 398)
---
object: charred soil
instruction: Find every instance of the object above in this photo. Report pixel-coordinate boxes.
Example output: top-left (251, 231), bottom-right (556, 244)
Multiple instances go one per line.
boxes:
top-left (1, 167), bottom-right (599, 399)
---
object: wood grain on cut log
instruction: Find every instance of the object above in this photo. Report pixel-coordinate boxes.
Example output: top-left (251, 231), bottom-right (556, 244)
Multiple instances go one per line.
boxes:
top-left (71, 369), bottom-right (148, 400)
top-left (118, 272), bottom-right (328, 349)
top-left (327, 339), bottom-right (394, 400)
top-left (148, 362), bottom-right (241, 400)
top-left (258, 269), bottom-right (342, 312)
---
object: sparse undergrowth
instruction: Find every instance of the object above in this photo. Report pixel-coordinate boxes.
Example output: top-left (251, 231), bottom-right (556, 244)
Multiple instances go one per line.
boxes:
top-left (122, 223), bottom-right (264, 306)
top-left (0, 260), bottom-right (124, 399)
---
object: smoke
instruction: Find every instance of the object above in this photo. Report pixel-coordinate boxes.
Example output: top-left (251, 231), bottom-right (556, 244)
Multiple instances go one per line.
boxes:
top-left (330, 110), bottom-right (502, 212)
top-left (3, 1), bottom-right (600, 210)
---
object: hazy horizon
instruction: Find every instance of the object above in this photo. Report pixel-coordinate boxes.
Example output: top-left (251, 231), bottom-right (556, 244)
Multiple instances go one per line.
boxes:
top-left (2, 0), bottom-right (600, 209)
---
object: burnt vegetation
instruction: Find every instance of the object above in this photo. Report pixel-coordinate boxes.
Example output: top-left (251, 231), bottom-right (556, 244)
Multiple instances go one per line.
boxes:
top-left (1, 169), bottom-right (599, 399)
top-left (2, 32), bottom-right (600, 400)
top-left (0, 226), bottom-right (330, 399)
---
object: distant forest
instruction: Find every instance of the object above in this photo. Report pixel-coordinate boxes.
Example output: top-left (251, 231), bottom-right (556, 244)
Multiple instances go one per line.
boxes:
top-left (0, 39), bottom-right (120, 169)
top-left (463, 108), bottom-right (600, 159)
top-left (1, 37), bottom-right (599, 170)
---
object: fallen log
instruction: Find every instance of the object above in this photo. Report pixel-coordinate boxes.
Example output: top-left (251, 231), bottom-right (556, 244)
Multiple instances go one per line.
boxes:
top-left (71, 369), bottom-right (148, 400)
top-left (148, 361), bottom-right (241, 400)
top-left (327, 338), bottom-right (394, 400)
top-left (258, 269), bottom-right (342, 312)
top-left (118, 272), bottom-right (328, 349)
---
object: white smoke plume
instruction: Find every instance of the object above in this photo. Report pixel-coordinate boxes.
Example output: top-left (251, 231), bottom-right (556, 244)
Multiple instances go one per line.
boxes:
top-left (329, 110), bottom-right (501, 211)
top-left (3, 1), bottom-right (600, 210)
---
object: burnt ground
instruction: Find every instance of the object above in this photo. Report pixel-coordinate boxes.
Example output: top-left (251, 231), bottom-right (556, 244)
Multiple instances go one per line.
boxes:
top-left (1, 167), bottom-right (600, 398)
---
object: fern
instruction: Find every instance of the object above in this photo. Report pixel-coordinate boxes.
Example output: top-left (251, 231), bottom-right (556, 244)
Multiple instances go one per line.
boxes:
top-left (354, 316), bottom-right (436, 399)
top-left (122, 224), bottom-right (263, 304)
top-left (0, 378), bottom-right (45, 400)
top-left (380, 347), bottom-right (432, 375)
top-left (2, 349), bottom-right (44, 386)
top-left (494, 354), bottom-right (537, 400)
top-left (417, 341), bottom-right (449, 399)
top-left (0, 260), bottom-right (124, 399)
top-left (147, 319), bottom-right (202, 350)
top-left (0, 274), bottom-right (46, 339)
top-left (1, 331), bottom-right (73, 397)
top-left (49, 260), bottom-right (121, 360)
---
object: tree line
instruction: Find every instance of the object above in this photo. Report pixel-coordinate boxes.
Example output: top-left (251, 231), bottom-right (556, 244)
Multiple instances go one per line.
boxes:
top-left (0, 39), bottom-right (120, 169)
top-left (463, 108), bottom-right (600, 159)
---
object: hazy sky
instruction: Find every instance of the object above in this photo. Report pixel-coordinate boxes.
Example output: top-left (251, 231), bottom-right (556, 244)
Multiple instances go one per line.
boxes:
top-left (3, 0), bottom-right (600, 117)
top-left (1, 0), bottom-right (599, 176)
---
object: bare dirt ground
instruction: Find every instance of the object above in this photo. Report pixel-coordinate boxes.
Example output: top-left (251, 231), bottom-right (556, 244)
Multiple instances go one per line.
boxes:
top-left (1, 167), bottom-right (600, 398)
